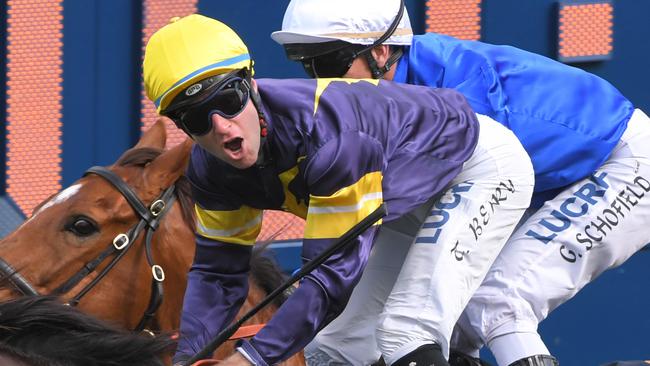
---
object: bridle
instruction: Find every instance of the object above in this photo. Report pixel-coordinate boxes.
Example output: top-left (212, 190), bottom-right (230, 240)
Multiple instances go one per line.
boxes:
top-left (0, 165), bottom-right (177, 333)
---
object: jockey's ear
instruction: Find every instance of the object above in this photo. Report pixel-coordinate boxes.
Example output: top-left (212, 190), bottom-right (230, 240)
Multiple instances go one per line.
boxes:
top-left (143, 138), bottom-right (193, 190)
top-left (133, 118), bottom-right (169, 150)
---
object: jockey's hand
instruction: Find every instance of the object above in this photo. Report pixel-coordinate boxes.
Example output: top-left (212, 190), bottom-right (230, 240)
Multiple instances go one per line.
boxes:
top-left (217, 352), bottom-right (253, 366)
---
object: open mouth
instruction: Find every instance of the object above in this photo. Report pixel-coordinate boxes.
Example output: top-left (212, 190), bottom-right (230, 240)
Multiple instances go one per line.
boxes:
top-left (224, 137), bottom-right (243, 152)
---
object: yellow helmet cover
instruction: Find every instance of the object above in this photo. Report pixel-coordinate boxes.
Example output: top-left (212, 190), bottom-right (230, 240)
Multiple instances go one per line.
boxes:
top-left (143, 14), bottom-right (253, 113)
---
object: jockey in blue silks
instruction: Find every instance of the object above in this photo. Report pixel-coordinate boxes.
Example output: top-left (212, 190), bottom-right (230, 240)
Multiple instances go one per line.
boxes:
top-left (273, 0), bottom-right (650, 365)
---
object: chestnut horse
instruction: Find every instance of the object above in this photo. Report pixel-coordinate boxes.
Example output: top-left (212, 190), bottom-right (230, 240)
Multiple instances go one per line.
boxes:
top-left (0, 120), bottom-right (304, 365)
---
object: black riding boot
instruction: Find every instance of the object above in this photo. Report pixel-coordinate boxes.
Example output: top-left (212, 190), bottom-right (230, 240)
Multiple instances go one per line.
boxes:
top-left (392, 344), bottom-right (450, 366)
top-left (448, 350), bottom-right (493, 366)
top-left (508, 355), bottom-right (559, 366)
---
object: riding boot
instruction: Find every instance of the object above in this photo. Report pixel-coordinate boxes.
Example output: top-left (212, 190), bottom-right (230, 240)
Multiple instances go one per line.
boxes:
top-left (448, 350), bottom-right (493, 366)
top-left (392, 344), bottom-right (450, 366)
top-left (508, 355), bottom-right (559, 366)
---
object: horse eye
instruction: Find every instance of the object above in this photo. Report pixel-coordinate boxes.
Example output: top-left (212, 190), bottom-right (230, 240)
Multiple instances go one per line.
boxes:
top-left (65, 216), bottom-right (99, 237)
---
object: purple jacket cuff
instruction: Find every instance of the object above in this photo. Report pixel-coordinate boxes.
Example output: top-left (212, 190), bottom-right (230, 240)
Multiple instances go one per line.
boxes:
top-left (237, 339), bottom-right (269, 366)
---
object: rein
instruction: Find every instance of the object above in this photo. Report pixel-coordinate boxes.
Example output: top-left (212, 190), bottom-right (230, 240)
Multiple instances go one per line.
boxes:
top-left (0, 166), bottom-right (177, 332)
top-left (0, 257), bottom-right (40, 296)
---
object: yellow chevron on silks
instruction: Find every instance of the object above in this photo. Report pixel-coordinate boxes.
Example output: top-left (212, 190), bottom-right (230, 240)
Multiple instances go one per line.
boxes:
top-left (305, 171), bottom-right (383, 239)
top-left (278, 163), bottom-right (308, 219)
top-left (194, 204), bottom-right (262, 245)
top-left (314, 78), bottom-right (380, 116)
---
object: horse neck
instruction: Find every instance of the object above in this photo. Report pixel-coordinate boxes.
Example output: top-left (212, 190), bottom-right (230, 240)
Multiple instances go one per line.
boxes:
top-left (245, 279), bottom-right (279, 324)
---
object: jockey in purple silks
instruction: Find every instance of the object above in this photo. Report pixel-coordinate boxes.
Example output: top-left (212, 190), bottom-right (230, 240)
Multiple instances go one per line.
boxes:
top-left (143, 14), bottom-right (534, 366)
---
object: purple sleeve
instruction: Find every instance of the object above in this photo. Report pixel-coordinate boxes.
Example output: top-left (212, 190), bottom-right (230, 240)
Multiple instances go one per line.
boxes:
top-left (243, 230), bottom-right (379, 365)
top-left (241, 132), bottom-right (385, 364)
top-left (172, 236), bottom-right (252, 363)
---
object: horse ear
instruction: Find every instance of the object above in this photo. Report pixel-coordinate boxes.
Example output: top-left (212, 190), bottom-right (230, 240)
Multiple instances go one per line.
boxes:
top-left (133, 118), bottom-right (169, 150)
top-left (144, 138), bottom-right (193, 189)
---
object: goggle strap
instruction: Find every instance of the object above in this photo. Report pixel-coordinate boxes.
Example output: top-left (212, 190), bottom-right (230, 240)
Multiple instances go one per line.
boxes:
top-left (242, 70), bottom-right (272, 167)
top-left (246, 75), bottom-right (266, 124)
top-left (165, 69), bottom-right (243, 115)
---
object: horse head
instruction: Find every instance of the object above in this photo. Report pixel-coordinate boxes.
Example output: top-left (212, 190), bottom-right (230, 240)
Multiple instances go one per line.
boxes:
top-left (0, 119), bottom-right (195, 332)
top-left (0, 119), bottom-right (306, 365)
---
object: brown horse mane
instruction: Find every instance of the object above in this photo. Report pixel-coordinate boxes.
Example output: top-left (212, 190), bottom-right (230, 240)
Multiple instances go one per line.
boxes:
top-left (250, 245), bottom-right (291, 307)
top-left (114, 146), bottom-right (195, 229)
top-left (0, 296), bottom-right (174, 366)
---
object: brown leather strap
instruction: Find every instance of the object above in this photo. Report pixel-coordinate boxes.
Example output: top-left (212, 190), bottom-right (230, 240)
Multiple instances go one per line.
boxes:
top-left (228, 324), bottom-right (265, 340)
top-left (187, 325), bottom-right (265, 366)
top-left (191, 360), bottom-right (219, 366)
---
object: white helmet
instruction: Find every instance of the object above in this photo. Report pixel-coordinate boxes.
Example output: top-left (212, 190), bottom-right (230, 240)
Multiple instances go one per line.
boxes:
top-left (271, 0), bottom-right (412, 46)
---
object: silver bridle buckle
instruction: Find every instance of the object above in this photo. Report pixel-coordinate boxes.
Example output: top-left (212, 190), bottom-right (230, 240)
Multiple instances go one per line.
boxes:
top-left (112, 233), bottom-right (129, 250)
top-left (149, 200), bottom-right (165, 217)
top-left (151, 265), bottom-right (165, 282)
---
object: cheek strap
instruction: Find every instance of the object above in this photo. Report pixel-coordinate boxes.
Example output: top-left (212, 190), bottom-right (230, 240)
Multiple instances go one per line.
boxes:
top-left (365, 47), bottom-right (404, 79)
top-left (246, 80), bottom-right (270, 166)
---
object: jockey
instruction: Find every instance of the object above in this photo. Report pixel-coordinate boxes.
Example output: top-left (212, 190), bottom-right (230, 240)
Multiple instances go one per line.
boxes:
top-left (271, 0), bottom-right (650, 365)
top-left (143, 14), bottom-right (534, 366)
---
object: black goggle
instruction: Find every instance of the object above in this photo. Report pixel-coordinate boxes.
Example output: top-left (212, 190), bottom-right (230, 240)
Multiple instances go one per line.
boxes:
top-left (163, 70), bottom-right (251, 136)
top-left (300, 45), bottom-right (367, 78)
